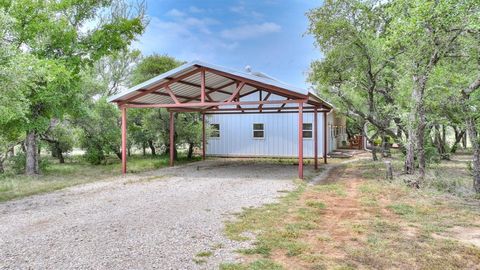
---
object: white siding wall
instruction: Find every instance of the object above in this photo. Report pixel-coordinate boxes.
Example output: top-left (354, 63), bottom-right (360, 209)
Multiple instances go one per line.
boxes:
top-left (206, 111), bottom-right (336, 158)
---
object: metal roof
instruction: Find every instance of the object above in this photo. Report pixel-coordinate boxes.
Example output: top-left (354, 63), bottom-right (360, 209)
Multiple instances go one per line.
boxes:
top-left (107, 60), bottom-right (332, 110)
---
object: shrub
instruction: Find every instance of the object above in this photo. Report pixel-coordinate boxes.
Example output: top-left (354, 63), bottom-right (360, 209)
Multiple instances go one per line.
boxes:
top-left (84, 147), bottom-right (105, 165)
top-left (9, 152), bottom-right (26, 174)
top-left (4, 152), bottom-right (50, 174)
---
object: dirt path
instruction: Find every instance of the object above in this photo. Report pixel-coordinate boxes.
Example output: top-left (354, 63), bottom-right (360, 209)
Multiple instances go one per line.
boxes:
top-left (0, 159), bottom-right (300, 270)
top-left (303, 166), bottom-right (367, 261)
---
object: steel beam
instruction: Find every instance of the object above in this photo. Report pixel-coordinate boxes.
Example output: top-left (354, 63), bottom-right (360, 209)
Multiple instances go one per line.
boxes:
top-left (202, 113), bottom-right (206, 160)
top-left (201, 70), bottom-right (206, 103)
top-left (323, 111), bottom-right (328, 164)
top-left (314, 107), bottom-right (318, 170)
top-left (170, 111), bottom-right (174, 167)
top-left (124, 99), bottom-right (307, 109)
top-left (121, 106), bottom-right (127, 174)
top-left (298, 102), bottom-right (304, 179)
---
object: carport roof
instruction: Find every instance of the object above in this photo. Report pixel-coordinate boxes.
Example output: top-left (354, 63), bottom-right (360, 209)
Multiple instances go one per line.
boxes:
top-left (107, 60), bottom-right (333, 110)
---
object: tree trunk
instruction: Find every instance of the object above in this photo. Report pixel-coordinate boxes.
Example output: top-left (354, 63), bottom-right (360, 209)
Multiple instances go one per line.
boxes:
top-left (187, 142), bottom-right (194, 159)
top-left (56, 143), bottom-right (65, 164)
top-left (451, 128), bottom-right (465, 154)
top-left (142, 143), bottom-right (146, 156)
top-left (385, 161), bottom-right (393, 181)
top-left (407, 74), bottom-right (427, 183)
top-left (25, 131), bottom-right (39, 175)
top-left (416, 102), bottom-right (427, 181)
top-left (372, 146), bottom-right (378, 161)
top-left (434, 124), bottom-right (448, 159)
top-left (0, 157), bottom-right (4, 174)
top-left (381, 133), bottom-right (391, 158)
top-left (405, 126), bottom-right (415, 174)
top-left (148, 140), bottom-right (156, 156)
top-left (466, 117), bottom-right (480, 193)
top-left (462, 132), bottom-right (468, 148)
top-left (442, 125), bottom-right (446, 147)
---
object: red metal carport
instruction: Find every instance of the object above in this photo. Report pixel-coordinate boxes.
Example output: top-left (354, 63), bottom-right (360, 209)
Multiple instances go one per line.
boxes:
top-left (108, 61), bottom-right (332, 179)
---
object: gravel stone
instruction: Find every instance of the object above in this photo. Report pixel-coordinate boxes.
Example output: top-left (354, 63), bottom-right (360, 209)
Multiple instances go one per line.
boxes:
top-left (0, 159), bottom-right (299, 269)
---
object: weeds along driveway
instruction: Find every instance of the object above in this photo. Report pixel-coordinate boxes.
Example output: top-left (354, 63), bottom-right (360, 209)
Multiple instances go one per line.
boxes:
top-left (0, 159), bottom-right (307, 269)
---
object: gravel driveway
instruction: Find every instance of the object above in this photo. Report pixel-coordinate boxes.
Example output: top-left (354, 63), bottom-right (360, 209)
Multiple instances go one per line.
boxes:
top-left (0, 159), bottom-right (301, 269)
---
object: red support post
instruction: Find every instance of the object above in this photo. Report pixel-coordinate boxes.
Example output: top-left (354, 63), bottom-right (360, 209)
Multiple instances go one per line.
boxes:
top-left (169, 111), bottom-right (175, 167)
top-left (314, 107), bottom-right (318, 170)
top-left (201, 70), bottom-right (206, 103)
top-left (202, 113), bottom-right (206, 160)
top-left (323, 112), bottom-right (328, 164)
top-left (121, 106), bottom-right (127, 175)
top-left (298, 102), bottom-right (304, 179)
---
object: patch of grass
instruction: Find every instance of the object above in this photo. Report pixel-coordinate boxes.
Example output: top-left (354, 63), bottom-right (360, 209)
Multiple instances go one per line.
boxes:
top-left (313, 183), bottom-right (347, 197)
top-left (387, 203), bottom-right (416, 216)
top-left (192, 258), bottom-right (207, 264)
top-left (296, 207), bottom-right (321, 223)
top-left (299, 253), bottom-right (324, 263)
top-left (359, 196), bottom-right (379, 207)
top-left (211, 243), bottom-right (224, 250)
top-left (124, 175), bottom-right (168, 184)
top-left (0, 154), bottom-right (200, 202)
top-left (305, 200), bottom-right (326, 209)
top-left (196, 251), bottom-right (213, 257)
top-left (220, 259), bottom-right (283, 270)
top-left (351, 223), bottom-right (367, 234)
top-left (225, 181), bottom-right (306, 241)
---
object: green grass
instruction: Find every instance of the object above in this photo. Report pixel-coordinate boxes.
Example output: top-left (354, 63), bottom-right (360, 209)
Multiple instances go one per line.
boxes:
top-left (193, 258), bottom-right (207, 264)
top-left (220, 259), bottom-right (283, 270)
top-left (387, 203), bottom-right (416, 216)
top-left (305, 200), bottom-right (326, 209)
top-left (312, 183), bottom-right (347, 197)
top-left (0, 154), bottom-right (200, 202)
top-left (196, 251), bottom-right (213, 257)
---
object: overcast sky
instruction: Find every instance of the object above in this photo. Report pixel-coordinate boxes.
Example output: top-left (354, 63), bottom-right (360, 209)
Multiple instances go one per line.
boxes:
top-left (134, 0), bottom-right (323, 89)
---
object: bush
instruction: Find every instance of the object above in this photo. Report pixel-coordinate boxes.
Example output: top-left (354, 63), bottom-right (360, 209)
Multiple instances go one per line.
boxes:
top-left (9, 152), bottom-right (25, 174)
top-left (4, 152), bottom-right (50, 174)
top-left (424, 141), bottom-right (441, 164)
top-left (84, 147), bottom-right (105, 165)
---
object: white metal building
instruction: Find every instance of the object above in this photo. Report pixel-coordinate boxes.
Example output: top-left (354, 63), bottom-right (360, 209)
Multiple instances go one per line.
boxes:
top-left (206, 98), bottom-right (338, 158)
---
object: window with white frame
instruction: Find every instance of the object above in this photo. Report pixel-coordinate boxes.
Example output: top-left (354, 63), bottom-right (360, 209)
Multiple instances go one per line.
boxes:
top-left (253, 123), bottom-right (264, 138)
top-left (210, 124), bottom-right (220, 138)
top-left (303, 123), bottom-right (313, 138)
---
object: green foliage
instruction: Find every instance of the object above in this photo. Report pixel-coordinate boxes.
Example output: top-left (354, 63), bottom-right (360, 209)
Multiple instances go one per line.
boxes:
top-left (130, 54), bottom-right (184, 85)
top-left (78, 98), bottom-right (122, 164)
top-left (84, 147), bottom-right (107, 165)
top-left (8, 153), bottom-right (27, 175)
top-left (95, 49), bottom-right (142, 97)
top-left (44, 122), bottom-right (77, 157)
top-left (308, 0), bottom-right (480, 191)
top-left (6, 152), bottom-right (50, 175)
top-left (0, 0), bottom-right (146, 174)
top-left (307, 0), bottom-right (403, 148)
